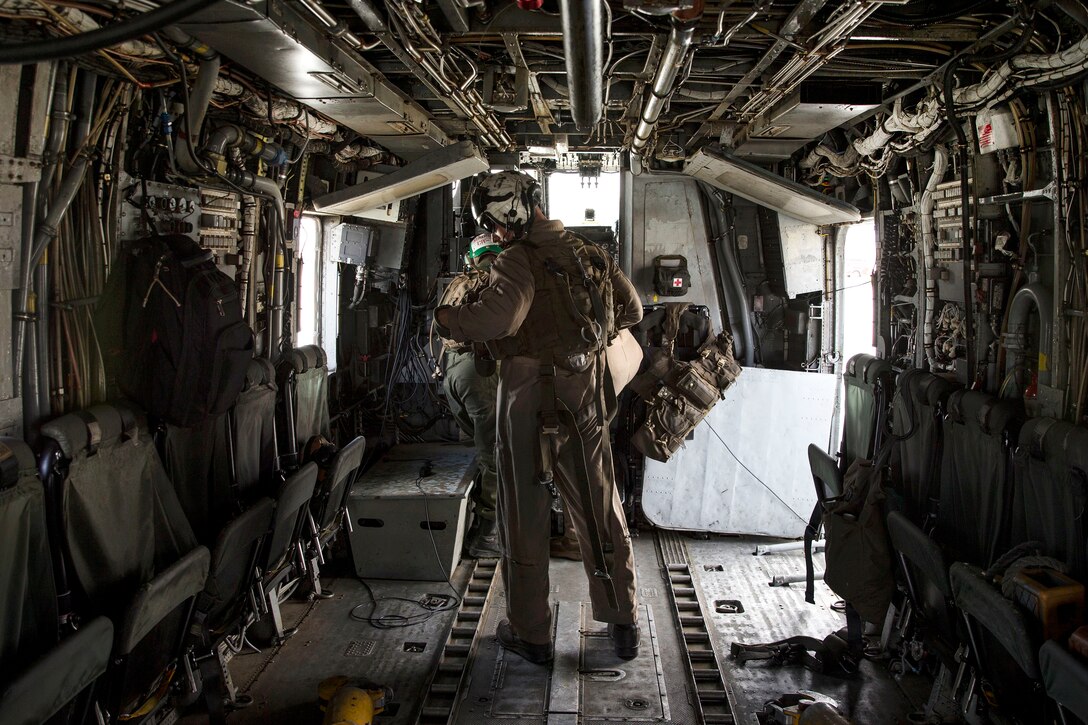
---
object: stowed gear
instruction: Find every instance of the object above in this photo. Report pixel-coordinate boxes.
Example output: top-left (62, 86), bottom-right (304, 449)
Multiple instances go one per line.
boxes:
top-left (470, 171), bottom-right (542, 239)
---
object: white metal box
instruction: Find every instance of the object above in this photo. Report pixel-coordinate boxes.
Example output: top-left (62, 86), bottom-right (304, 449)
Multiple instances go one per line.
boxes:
top-left (329, 223), bottom-right (375, 265)
top-left (347, 443), bottom-right (476, 581)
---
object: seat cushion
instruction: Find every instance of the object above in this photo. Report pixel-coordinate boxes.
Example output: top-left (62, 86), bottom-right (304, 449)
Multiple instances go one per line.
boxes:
top-left (950, 562), bottom-right (1039, 679)
top-left (887, 511), bottom-right (951, 599)
top-left (1041, 640), bottom-right (1088, 721)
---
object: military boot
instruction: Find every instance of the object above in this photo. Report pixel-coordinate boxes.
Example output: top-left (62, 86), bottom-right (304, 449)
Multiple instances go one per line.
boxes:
top-left (497, 620), bottom-right (553, 665)
top-left (467, 517), bottom-right (501, 558)
top-left (608, 623), bottom-right (640, 660)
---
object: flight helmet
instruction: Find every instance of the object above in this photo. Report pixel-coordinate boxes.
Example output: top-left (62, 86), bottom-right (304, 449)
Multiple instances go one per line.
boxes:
top-left (470, 171), bottom-right (542, 240)
top-left (465, 233), bottom-right (504, 271)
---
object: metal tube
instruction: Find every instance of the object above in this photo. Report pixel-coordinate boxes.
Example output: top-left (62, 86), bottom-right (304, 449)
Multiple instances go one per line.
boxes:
top-left (239, 197), bottom-right (258, 325)
top-left (22, 294), bottom-right (40, 433)
top-left (205, 123), bottom-right (287, 164)
top-left (1005, 282), bottom-right (1054, 387)
top-left (166, 27), bottom-right (221, 175)
top-left (631, 9), bottom-right (700, 152)
top-left (270, 252), bottom-right (286, 359)
top-left (16, 157), bottom-right (90, 416)
top-left (36, 64), bottom-right (70, 202)
top-left (559, 0), bottom-right (604, 131)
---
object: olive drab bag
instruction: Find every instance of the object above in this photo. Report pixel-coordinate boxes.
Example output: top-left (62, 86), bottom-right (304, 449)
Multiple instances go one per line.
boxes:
top-left (806, 443), bottom-right (896, 625)
top-left (630, 303), bottom-right (743, 462)
top-left (96, 233), bottom-right (254, 427)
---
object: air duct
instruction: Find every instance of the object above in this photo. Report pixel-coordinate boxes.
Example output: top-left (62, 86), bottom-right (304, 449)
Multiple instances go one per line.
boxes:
top-left (631, 0), bottom-right (703, 153)
top-left (559, 0), bottom-right (604, 131)
top-left (684, 146), bottom-right (861, 225)
top-left (313, 141), bottom-right (489, 215)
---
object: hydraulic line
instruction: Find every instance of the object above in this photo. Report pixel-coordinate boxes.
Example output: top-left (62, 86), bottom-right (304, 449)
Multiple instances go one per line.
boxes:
top-left (920, 146), bottom-right (948, 371)
top-left (0, 0), bottom-right (224, 64)
top-left (631, 2), bottom-right (703, 153)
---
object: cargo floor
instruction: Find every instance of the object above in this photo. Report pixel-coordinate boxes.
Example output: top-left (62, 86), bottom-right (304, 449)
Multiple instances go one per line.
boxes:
top-left (209, 532), bottom-right (927, 724)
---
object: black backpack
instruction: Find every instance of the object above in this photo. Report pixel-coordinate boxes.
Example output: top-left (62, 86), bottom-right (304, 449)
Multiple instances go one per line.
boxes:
top-left (97, 234), bottom-right (254, 427)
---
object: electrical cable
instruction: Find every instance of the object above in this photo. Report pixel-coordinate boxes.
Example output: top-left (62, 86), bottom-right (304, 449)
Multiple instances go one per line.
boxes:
top-left (701, 418), bottom-right (811, 526)
top-left (349, 468), bottom-right (464, 629)
top-left (0, 0), bottom-right (224, 64)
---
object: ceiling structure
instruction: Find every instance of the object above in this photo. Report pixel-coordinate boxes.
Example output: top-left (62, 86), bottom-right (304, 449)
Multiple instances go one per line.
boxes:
top-left (277, 0), bottom-right (1047, 163)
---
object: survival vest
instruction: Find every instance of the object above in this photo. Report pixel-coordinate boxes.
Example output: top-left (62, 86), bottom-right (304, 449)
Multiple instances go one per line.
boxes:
top-left (629, 302), bottom-right (742, 462)
top-left (488, 230), bottom-right (616, 364)
top-left (437, 270), bottom-right (489, 352)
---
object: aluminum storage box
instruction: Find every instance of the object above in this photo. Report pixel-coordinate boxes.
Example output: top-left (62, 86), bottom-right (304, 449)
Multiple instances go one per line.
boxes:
top-left (347, 443), bottom-right (476, 581)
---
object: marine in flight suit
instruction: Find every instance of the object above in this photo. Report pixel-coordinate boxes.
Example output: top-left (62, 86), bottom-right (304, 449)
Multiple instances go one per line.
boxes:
top-left (437, 234), bottom-right (504, 558)
top-left (435, 171), bottom-right (643, 663)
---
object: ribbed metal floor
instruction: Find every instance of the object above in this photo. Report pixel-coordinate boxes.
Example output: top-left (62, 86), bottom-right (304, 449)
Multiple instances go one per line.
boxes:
top-left (219, 533), bottom-right (926, 724)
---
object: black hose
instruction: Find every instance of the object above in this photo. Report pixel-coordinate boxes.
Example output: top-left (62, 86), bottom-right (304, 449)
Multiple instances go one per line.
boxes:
top-left (0, 0), bottom-right (223, 65)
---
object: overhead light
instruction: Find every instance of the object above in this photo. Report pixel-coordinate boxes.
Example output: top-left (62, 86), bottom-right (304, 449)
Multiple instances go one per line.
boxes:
top-left (683, 146), bottom-right (861, 225)
top-left (314, 141), bottom-right (489, 215)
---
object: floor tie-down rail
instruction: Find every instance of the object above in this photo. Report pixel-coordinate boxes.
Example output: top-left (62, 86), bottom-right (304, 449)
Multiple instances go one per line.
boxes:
top-left (414, 559), bottom-right (499, 724)
top-left (657, 530), bottom-right (738, 724)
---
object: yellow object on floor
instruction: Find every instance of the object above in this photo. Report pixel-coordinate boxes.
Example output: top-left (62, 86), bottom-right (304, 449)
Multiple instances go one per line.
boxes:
top-left (318, 676), bottom-right (389, 725)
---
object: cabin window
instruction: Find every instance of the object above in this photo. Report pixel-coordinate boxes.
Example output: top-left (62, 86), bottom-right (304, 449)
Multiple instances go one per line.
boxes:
top-left (842, 220), bottom-right (877, 362)
top-left (296, 215), bottom-right (321, 348)
top-left (547, 172), bottom-right (620, 228)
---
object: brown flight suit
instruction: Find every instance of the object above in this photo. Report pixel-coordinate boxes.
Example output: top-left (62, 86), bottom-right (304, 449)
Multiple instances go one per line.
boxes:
top-left (440, 219), bottom-right (643, 645)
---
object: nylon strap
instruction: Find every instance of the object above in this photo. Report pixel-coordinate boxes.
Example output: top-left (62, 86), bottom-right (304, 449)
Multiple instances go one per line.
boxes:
top-left (74, 411), bottom-right (102, 454)
top-left (1029, 418), bottom-right (1059, 459)
top-left (803, 500), bottom-right (823, 605)
top-left (662, 302), bottom-right (690, 361)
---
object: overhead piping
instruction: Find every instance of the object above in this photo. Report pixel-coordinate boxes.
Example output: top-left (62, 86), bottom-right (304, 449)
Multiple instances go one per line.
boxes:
top-left (162, 27), bottom-right (221, 176)
top-left (559, 0), bottom-right (604, 131)
top-left (0, 0), bottom-right (222, 64)
top-left (631, 0), bottom-right (704, 153)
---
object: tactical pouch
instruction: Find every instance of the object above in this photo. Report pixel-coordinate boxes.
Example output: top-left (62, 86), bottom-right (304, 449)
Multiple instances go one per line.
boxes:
top-left (631, 388), bottom-right (706, 463)
top-left (673, 366), bottom-right (719, 409)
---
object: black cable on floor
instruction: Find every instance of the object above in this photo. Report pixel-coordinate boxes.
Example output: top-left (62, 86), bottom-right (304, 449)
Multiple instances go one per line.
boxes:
top-left (349, 466), bottom-right (465, 629)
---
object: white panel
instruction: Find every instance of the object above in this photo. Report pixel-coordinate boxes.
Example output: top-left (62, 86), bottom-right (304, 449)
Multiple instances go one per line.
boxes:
top-left (778, 213), bottom-right (825, 297)
top-left (630, 175), bottom-right (723, 326)
top-left (641, 367), bottom-right (839, 538)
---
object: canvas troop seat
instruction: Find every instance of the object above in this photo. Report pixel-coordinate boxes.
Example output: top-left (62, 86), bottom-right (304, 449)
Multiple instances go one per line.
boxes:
top-left (886, 510), bottom-right (958, 662)
top-left (254, 463), bottom-right (319, 643)
top-left (937, 391), bottom-right (1023, 567)
top-left (231, 358), bottom-right (279, 502)
top-left (164, 414), bottom-right (233, 545)
top-left (840, 353), bottom-right (895, 468)
top-left (1010, 418), bottom-right (1088, 582)
top-left (803, 443), bottom-right (843, 600)
top-left (950, 562), bottom-right (1044, 718)
top-left (190, 497), bottom-right (275, 721)
top-left (38, 404), bottom-right (210, 722)
top-left (306, 436), bottom-right (366, 594)
top-left (890, 368), bottom-right (959, 524)
top-left (278, 346), bottom-right (331, 466)
top-left (0, 437), bottom-right (113, 725)
top-left (1040, 640), bottom-right (1088, 722)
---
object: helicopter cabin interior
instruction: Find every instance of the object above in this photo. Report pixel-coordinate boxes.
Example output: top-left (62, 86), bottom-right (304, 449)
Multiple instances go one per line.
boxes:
top-left (1, 0), bottom-right (1088, 723)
